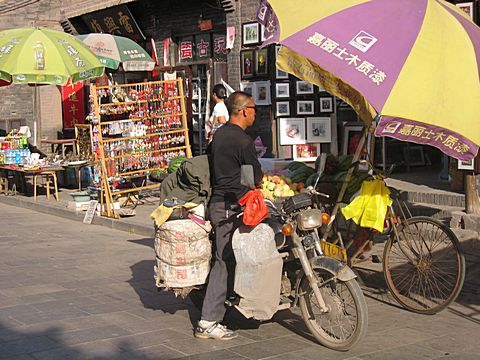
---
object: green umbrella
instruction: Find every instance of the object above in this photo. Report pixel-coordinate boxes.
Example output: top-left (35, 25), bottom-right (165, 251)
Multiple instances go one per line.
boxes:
top-left (0, 27), bottom-right (104, 85)
top-left (77, 33), bottom-right (155, 71)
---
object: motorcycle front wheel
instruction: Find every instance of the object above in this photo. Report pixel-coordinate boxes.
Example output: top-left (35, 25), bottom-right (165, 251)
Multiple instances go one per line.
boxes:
top-left (298, 271), bottom-right (368, 351)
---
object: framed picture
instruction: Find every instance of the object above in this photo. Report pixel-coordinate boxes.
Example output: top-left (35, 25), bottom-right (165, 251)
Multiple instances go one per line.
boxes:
top-left (260, 24), bottom-right (267, 42)
top-left (276, 101), bottom-right (290, 117)
top-left (342, 122), bottom-right (374, 171)
top-left (403, 146), bottom-right (425, 166)
top-left (275, 45), bottom-right (289, 79)
top-left (297, 100), bottom-right (315, 115)
top-left (255, 80), bottom-right (271, 105)
top-left (319, 96), bottom-right (334, 113)
top-left (456, 2), bottom-right (473, 18)
top-left (296, 81), bottom-right (314, 95)
top-left (240, 50), bottom-right (255, 79)
top-left (458, 158), bottom-right (475, 170)
top-left (279, 117), bottom-right (306, 145)
top-left (242, 22), bottom-right (260, 46)
top-left (255, 47), bottom-right (269, 76)
top-left (306, 117), bottom-right (331, 143)
top-left (293, 143), bottom-right (320, 162)
top-left (275, 82), bottom-right (290, 98)
top-left (240, 81), bottom-right (255, 98)
top-left (316, 84), bottom-right (325, 92)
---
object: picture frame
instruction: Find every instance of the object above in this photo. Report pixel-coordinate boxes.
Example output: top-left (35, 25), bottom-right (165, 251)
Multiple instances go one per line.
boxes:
top-left (279, 117), bottom-right (306, 145)
top-left (342, 122), bottom-right (374, 171)
top-left (293, 143), bottom-right (320, 162)
top-left (240, 50), bottom-right (255, 79)
top-left (456, 2), bottom-right (473, 18)
top-left (458, 158), bottom-right (475, 170)
top-left (319, 96), bottom-right (334, 113)
top-left (275, 82), bottom-right (290, 98)
top-left (403, 146), bottom-right (425, 167)
top-left (240, 81), bottom-right (255, 98)
top-left (255, 47), bottom-right (269, 76)
top-left (296, 81), bottom-right (314, 95)
top-left (275, 45), bottom-right (289, 79)
top-left (306, 117), bottom-right (331, 143)
top-left (255, 80), bottom-right (271, 105)
top-left (297, 100), bottom-right (315, 115)
top-left (275, 101), bottom-right (290, 117)
top-left (260, 24), bottom-right (267, 42)
top-left (242, 22), bottom-right (260, 46)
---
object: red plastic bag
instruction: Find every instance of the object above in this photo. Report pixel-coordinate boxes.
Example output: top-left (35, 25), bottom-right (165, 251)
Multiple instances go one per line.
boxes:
top-left (238, 189), bottom-right (269, 226)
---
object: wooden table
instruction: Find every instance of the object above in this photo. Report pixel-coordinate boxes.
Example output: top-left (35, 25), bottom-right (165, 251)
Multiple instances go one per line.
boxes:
top-left (0, 165), bottom-right (64, 196)
top-left (40, 139), bottom-right (77, 158)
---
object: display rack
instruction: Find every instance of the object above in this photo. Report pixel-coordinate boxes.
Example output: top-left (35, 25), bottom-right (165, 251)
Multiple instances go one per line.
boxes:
top-left (92, 78), bottom-right (192, 218)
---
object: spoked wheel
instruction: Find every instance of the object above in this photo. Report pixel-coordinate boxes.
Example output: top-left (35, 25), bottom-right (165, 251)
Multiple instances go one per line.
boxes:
top-left (383, 216), bottom-right (466, 314)
top-left (299, 270), bottom-right (368, 351)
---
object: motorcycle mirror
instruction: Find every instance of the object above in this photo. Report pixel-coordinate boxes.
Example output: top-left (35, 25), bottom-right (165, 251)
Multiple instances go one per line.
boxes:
top-left (313, 153), bottom-right (327, 190)
top-left (240, 164), bottom-right (256, 190)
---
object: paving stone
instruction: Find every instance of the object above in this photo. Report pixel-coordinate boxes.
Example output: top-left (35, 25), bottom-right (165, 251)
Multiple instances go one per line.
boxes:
top-left (177, 349), bottom-right (249, 360)
top-left (53, 325), bottom-right (132, 346)
top-left (0, 335), bottom-right (58, 359)
top-left (228, 336), bottom-right (315, 359)
top-left (115, 344), bottom-right (186, 360)
top-left (356, 344), bottom-right (445, 360)
top-left (30, 339), bottom-right (123, 360)
top-left (107, 328), bottom-right (192, 350)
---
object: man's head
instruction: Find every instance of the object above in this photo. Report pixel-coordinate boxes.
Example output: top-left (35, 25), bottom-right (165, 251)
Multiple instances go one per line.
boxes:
top-left (226, 91), bottom-right (256, 130)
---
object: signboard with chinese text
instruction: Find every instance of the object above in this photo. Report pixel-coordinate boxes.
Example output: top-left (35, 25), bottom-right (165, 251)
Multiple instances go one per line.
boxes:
top-left (212, 34), bottom-right (227, 60)
top-left (194, 34), bottom-right (211, 61)
top-left (61, 81), bottom-right (85, 129)
top-left (82, 5), bottom-right (145, 43)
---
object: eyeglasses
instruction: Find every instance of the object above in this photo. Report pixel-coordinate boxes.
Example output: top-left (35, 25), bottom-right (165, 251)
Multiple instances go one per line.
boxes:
top-left (244, 105), bottom-right (257, 112)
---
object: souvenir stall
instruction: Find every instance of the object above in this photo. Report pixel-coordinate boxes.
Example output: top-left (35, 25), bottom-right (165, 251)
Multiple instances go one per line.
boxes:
top-left (89, 77), bottom-right (192, 218)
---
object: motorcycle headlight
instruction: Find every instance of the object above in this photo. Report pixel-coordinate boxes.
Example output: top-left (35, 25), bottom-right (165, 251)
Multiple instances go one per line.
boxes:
top-left (296, 209), bottom-right (324, 231)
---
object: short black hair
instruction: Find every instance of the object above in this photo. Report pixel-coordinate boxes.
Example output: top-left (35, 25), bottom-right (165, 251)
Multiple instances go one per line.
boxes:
top-left (212, 84), bottom-right (227, 99)
top-left (225, 91), bottom-right (253, 116)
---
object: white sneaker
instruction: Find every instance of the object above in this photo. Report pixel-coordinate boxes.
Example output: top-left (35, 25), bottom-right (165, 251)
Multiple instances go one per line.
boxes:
top-left (194, 321), bottom-right (238, 340)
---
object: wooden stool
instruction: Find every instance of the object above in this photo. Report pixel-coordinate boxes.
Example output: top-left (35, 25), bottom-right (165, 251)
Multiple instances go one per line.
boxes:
top-left (33, 171), bottom-right (59, 201)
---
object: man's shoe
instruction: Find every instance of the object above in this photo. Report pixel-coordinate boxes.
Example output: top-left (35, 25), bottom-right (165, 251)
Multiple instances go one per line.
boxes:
top-left (194, 321), bottom-right (238, 340)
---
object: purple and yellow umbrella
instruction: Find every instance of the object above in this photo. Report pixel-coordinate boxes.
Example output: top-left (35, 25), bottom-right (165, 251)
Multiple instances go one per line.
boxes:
top-left (259, 0), bottom-right (480, 160)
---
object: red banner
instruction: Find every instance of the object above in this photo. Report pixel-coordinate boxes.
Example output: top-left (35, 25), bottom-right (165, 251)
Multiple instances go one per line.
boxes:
top-left (61, 81), bottom-right (85, 129)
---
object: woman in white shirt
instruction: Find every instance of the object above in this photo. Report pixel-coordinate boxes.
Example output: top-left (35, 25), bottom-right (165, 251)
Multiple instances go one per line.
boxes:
top-left (206, 84), bottom-right (229, 143)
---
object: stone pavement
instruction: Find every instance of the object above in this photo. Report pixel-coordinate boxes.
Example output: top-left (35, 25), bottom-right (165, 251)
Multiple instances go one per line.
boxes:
top-left (1, 203), bottom-right (480, 360)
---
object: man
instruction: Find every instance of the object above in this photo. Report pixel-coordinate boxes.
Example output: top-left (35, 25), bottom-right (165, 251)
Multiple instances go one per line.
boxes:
top-left (195, 91), bottom-right (263, 340)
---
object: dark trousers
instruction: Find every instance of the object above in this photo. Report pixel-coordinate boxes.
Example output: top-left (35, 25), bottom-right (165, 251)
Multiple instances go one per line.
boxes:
top-left (201, 201), bottom-right (237, 322)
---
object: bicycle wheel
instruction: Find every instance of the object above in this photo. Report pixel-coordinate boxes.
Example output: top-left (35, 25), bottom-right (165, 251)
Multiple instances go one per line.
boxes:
top-left (383, 216), bottom-right (465, 314)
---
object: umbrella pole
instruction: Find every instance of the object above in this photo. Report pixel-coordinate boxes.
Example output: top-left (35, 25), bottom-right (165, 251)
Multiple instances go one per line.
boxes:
top-left (33, 85), bottom-right (38, 147)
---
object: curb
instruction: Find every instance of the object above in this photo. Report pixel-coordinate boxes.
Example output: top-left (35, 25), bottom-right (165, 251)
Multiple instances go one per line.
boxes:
top-left (0, 195), bottom-right (154, 237)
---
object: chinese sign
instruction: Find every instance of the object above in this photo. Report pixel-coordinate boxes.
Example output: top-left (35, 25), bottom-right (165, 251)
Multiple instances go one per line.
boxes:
top-left (82, 5), bottom-right (145, 43)
top-left (178, 34), bottom-right (227, 63)
top-left (375, 117), bottom-right (479, 161)
top-left (306, 32), bottom-right (386, 86)
top-left (61, 81), bottom-right (85, 129)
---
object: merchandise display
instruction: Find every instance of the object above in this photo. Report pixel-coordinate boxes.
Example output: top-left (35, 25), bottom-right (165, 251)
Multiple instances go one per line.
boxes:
top-left (91, 78), bottom-right (192, 218)
top-left (0, 129), bottom-right (31, 165)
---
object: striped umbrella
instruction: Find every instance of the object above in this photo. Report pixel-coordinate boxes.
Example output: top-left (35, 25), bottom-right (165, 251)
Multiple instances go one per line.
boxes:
top-left (259, 0), bottom-right (480, 160)
top-left (78, 33), bottom-right (155, 72)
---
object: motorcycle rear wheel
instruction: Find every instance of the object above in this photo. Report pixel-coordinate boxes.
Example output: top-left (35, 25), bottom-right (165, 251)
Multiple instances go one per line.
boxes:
top-left (299, 271), bottom-right (368, 351)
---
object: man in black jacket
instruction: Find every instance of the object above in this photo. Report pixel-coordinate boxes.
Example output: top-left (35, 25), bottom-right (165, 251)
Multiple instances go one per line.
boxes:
top-left (195, 91), bottom-right (263, 340)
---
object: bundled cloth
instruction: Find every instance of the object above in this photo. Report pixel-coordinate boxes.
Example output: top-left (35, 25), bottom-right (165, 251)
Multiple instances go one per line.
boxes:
top-left (154, 219), bottom-right (212, 290)
top-left (341, 178), bottom-right (393, 232)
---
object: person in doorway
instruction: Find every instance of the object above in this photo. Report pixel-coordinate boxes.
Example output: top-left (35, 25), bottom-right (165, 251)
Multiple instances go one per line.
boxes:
top-left (205, 84), bottom-right (229, 143)
top-left (195, 91), bottom-right (263, 340)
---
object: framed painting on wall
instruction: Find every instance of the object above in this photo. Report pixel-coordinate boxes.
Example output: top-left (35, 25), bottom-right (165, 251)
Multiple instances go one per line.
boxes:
top-left (278, 117), bottom-right (306, 145)
top-left (306, 117), bottom-right (331, 143)
top-left (293, 143), bottom-right (320, 162)
top-left (342, 122), bottom-right (373, 170)
top-left (319, 96), bottom-right (334, 113)
top-left (242, 22), bottom-right (260, 46)
top-left (296, 81), bottom-right (314, 94)
top-left (240, 50), bottom-right (255, 79)
top-left (255, 80), bottom-right (271, 105)
top-left (297, 100), bottom-right (315, 115)
top-left (275, 82), bottom-right (290, 98)
top-left (255, 47), bottom-right (269, 76)
top-left (276, 101), bottom-right (290, 117)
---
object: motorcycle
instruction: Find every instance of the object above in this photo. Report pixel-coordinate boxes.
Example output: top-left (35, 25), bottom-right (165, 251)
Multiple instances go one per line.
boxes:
top-left (190, 172), bottom-right (368, 351)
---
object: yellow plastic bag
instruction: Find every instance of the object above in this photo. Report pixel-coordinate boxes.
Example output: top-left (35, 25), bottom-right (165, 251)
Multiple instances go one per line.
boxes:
top-left (341, 178), bottom-right (393, 232)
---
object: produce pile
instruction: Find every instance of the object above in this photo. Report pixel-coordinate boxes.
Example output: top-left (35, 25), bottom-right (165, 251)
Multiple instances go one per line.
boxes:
top-left (260, 162), bottom-right (315, 200)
